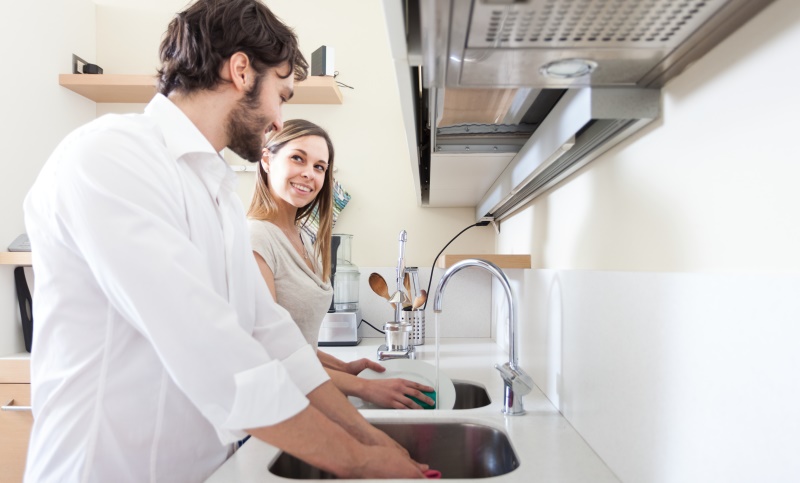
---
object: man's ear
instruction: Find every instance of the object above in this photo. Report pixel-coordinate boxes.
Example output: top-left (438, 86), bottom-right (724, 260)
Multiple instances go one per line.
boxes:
top-left (226, 52), bottom-right (251, 91)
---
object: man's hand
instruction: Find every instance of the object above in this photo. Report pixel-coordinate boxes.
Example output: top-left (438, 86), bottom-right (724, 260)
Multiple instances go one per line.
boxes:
top-left (345, 445), bottom-right (428, 479)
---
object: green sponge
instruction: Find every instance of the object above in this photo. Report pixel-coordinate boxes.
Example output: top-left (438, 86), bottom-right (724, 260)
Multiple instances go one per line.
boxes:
top-left (410, 391), bottom-right (437, 409)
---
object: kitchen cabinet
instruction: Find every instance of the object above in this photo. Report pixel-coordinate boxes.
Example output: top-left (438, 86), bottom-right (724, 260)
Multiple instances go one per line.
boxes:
top-left (1, 255), bottom-right (33, 483)
top-left (58, 74), bottom-right (344, 104)
top-left (0, 356), bottom-right (32, 483)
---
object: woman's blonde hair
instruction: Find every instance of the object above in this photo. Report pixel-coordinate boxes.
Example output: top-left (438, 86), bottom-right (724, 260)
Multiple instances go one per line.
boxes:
top-left (247, 119), bottom-right (335, 281)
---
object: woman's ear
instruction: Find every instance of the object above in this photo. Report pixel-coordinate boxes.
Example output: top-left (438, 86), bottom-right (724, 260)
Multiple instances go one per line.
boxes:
top-left (260, 155), bottom-right (270, 174)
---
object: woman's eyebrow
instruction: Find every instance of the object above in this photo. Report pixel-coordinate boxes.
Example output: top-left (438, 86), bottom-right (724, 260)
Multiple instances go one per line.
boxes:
top-left (289, 148), bottom-right (327, 165)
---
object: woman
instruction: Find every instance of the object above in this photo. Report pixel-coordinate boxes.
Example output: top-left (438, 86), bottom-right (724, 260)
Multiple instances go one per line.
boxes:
top-left (247, 119), bottom-right (434, 409)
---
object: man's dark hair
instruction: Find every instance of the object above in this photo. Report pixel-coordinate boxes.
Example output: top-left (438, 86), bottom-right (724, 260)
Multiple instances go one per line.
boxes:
top-left (157, 0), bottom-right (308, 96)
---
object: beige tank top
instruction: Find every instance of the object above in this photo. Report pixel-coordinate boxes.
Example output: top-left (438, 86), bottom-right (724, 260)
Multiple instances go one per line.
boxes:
top-left (248, 219), bottom-right (333, 347)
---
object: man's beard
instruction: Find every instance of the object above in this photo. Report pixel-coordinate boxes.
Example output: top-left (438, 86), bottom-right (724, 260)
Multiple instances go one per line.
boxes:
top-left (226, 77), bottom-right (269, 163)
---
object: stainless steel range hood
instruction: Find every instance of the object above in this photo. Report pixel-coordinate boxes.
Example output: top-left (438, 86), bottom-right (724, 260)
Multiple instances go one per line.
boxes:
top-left (383, 0), bottom-right (774, 219)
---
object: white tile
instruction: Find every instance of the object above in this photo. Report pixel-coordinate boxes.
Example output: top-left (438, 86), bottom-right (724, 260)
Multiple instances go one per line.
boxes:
top-left (356, 266), bottom-right (493, 340)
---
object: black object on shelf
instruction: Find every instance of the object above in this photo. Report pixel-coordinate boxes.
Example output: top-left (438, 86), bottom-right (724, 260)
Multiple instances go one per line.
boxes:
top-left (14, 267), bottom-right (33, 353)
top-left (311, 46), bottom-right (334, 76)
top-left (72, 54), bottom-right (103, 75)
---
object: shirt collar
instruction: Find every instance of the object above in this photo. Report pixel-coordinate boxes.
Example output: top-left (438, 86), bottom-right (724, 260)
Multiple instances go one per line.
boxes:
top-left (146, 93), bottom-right (219, 161)
top-left (145, 93), bottom-right (238, 197)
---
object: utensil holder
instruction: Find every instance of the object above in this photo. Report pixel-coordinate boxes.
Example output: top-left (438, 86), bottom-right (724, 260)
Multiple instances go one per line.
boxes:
top-left (402, 310), bottom-right (425, 345)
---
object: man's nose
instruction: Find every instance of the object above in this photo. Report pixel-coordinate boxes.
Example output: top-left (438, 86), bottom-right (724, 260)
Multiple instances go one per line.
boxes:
top-left (269, 117), bottom-right (283, 134)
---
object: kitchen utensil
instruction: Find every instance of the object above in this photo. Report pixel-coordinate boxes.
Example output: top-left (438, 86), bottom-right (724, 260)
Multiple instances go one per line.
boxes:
top-left (394, 230), bottom-right (408, 321)
top-left (402, 309), bottom-right (425, 345)
top-left (403, 272), bottom-right (411, 308)
top-left (388, 290), bottom-right (403, 305)
top-left (327, 236), bottom-right (341, 312)
top-left (319, 234), bottom-right (361, 346)
top-left (412, 289), bottom-right (427, 310)
top-left (331, 234), bottom-right (359, 312)
top-left (369, 272), bottom-right (390, 301)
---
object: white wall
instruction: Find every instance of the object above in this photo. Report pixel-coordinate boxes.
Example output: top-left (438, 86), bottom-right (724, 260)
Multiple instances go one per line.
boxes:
top-left (0, 0), bottom-right (97, 355)
top-left (0, 0), bottom-right (496, 355)
top-left (93, 0), bottom-right (495, 268)
top-left (498, 1), bottom-right (800, 481)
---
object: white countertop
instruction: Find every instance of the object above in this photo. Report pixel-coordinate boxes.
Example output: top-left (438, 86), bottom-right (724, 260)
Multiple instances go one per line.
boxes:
top-left (207, 338), bottom-right (619, 482)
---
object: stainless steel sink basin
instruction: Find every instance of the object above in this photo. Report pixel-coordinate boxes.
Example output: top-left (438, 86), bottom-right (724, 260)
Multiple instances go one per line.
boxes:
top-left (268, 421), bottom-right (519, 479)
top-left (452, 381), bottom-right (491, 410)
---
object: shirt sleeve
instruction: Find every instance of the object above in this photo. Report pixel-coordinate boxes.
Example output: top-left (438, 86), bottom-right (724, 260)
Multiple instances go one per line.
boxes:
top-left (52, 127), bottom-right (312, 443)
top-left (248, 256), bottom-right (330, 395)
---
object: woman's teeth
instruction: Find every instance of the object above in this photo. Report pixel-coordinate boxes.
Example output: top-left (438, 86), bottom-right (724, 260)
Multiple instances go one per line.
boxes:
top-left (291, 182), bottom-right (311, 193)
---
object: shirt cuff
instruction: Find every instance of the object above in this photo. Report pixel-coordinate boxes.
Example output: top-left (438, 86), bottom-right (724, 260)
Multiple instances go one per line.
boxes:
top-left (281, 344), bottom-right (331, 395)
top-left (215, 345), bottom-right (330, 444)
top-left (217, 360), bottom-right (309, 444)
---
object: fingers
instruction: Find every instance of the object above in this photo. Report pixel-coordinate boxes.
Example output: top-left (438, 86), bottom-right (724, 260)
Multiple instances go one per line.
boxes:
top-left (396, 380), bottom-right (435, 407)
top-left (362, 359), bottom-right (386, 372)
top-left (348, 358), bottom-right (385, 375)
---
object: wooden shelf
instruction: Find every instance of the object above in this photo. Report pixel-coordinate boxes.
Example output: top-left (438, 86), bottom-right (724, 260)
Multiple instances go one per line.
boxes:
top-left (437, 254), bottom-right (531, 269)
top-left (58, 74), bottom-right (343, 104)
top-left (0, 252), bottom-right (31, 266)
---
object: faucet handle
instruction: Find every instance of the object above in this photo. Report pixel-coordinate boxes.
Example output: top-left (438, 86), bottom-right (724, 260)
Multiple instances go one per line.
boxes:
top-left (494, 362), bottom-right (534, 396)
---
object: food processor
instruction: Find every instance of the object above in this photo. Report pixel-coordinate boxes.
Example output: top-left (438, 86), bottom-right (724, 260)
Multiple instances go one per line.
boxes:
top-left (318, 234), bottom-right (361, 346)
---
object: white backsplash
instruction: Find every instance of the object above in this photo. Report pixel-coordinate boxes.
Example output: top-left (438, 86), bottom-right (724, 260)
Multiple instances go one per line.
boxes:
top-left (505, 268), bottom-right (800, 483)
top-left (355, 266), bottom-right (493, 340)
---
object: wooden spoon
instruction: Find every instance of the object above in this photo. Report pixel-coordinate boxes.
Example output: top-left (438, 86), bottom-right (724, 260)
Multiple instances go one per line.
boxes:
top-left (369, 272), bottom-right (391, 301)
top-left (403, 272), bottom-right (411, 308)
top-left (412, 289), bottom-right (427, 310)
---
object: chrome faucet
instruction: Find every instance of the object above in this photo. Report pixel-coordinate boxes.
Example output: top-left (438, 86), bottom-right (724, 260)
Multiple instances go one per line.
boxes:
top-left (433, 258), bottom-right (533, 415)
top-left (378, 230), bottom-right (415, 361)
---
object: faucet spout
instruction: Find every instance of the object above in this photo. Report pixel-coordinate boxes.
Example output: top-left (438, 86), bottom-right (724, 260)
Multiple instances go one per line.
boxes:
top-left (433, 258), bottom-right (533, 415)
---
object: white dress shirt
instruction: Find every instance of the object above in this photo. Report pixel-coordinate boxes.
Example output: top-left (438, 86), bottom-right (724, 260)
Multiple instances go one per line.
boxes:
top-left (23, 94), bottom-right (329, 482)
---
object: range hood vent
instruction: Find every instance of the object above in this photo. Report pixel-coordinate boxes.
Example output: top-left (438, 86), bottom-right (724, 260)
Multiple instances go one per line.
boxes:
top-left (383, 0), bottom-right (773, 216)
top-left (422, 0), bottom-right (774, 89)
top-left (477, 88), bottom-right (659, 220)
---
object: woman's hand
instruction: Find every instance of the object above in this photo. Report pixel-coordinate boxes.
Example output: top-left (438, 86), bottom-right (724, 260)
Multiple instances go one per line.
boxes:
top-left (360, 378), bottom-right (436, 409)
top-left (343, 358), bottom-right (386, 376)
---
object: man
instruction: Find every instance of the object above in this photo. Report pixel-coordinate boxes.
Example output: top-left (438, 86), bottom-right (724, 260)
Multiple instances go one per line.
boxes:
top-left (23, 0), bottom-right (426, 480)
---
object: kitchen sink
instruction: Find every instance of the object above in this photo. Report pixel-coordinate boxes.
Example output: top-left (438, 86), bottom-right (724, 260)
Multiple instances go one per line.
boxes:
top-left (452, 381), bottom-right (491, 410)
top-left (268, 421), bottom-right (519, 479)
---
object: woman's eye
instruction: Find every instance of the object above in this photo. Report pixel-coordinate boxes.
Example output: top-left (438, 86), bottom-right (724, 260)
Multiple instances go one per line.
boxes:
top-left (315, 164), bottom-right (327, 172)
top-left (291, 155), bottom-right (303, 162)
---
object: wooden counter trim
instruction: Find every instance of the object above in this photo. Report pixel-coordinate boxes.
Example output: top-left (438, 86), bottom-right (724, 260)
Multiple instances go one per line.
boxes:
top-left (0, 252), bottom-right (32, 266)
top-left (0, 357), bottom-right (31, 384)
top-left (437, 254), bottom-right (532, 269)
